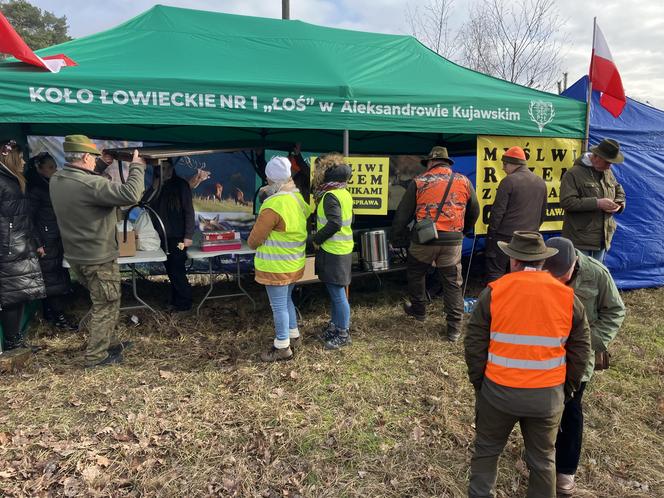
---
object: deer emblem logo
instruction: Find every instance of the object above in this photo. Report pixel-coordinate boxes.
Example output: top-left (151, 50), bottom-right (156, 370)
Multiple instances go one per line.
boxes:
top-left (528, 100), bottom-right (556, 133)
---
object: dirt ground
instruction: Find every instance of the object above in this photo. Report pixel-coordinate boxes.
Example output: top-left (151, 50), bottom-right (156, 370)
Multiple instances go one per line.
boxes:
top-left (1, 274), bottom-right (662, 497)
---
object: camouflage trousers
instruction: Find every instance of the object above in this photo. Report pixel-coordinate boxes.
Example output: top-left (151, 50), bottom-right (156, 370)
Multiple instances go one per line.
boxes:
top-left (70, 261), bottom-right (121, 365)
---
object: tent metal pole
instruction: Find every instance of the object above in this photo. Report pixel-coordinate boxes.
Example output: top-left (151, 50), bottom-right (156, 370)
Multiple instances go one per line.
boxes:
top-left (343, 129), bottom-right (349, 156)
top-left (462, 235), bottom-right (477, 299)
top-left (282, 0), bottom-right (290, 20)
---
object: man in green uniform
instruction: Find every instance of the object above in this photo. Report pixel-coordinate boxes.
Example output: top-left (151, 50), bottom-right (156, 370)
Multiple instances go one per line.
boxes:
top-left (544, 237), bottom-right (625, 495)
top-left (50, 135), bottom-right (146, 367)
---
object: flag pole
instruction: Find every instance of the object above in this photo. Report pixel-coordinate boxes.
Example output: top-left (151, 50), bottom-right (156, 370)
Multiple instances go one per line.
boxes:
top-left (584, 17), bottom-right (597, 152)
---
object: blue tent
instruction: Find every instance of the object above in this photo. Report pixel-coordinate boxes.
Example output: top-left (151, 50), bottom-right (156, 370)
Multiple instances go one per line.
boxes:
top-left (563, 77), bottom-right (664, 289)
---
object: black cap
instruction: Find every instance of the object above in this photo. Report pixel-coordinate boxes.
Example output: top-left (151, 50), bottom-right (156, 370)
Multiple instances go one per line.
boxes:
top-left (543, 237), bottom-right (577, 277)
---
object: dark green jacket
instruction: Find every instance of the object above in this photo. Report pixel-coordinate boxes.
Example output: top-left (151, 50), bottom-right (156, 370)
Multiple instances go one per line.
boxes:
top-left (560, 154), bottom-right (626, 251)
top-left (50, 163), bottom-right (145, 265)
top-left (567, 250), bottom-right (625, 381)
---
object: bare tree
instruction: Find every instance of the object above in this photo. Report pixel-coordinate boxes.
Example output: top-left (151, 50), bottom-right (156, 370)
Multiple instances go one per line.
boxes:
top-left (458, 0), bottom-right (567, 89)
top-left (405, 0), bottom-right (458, 59)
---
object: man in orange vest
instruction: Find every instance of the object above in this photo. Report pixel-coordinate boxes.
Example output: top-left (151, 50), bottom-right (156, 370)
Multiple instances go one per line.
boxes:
top-left (391, 146), bottom-right (479, 341)
top-left (465, 231), bottom-right (591, 498)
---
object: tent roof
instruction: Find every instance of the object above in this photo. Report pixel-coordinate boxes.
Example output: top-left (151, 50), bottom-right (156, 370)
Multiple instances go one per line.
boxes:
top-left (0, 5), bottom-right (585, 151)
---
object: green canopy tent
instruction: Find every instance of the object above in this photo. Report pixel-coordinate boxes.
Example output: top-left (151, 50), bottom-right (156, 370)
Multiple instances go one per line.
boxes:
top-left (0, 5), bottom-right (585, 153)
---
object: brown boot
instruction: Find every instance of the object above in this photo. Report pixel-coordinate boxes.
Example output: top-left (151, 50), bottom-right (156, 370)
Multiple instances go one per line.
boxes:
top-left (260, 346), bottom-right (293, 363)
top-left (556, 473), bottom-right (576, 496)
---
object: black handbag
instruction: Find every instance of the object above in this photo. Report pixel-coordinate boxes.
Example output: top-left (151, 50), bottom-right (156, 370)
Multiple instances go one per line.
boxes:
top-left (412, 173), bottom-right (456, 244)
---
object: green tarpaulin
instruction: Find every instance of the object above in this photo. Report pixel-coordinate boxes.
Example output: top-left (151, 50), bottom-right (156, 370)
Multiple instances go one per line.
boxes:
top-left (0, 5), bottom-right (585, 153)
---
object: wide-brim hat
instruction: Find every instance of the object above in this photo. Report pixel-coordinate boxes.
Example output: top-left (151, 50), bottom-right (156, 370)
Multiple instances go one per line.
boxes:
top-left (497, 231), bottom-right (558, 261)
top-left (421, 146), bottom-right (454, 166)
top-left (590, 138), bottom-right (624, 164)
top-left (63, 134), bottom-right (101, 155)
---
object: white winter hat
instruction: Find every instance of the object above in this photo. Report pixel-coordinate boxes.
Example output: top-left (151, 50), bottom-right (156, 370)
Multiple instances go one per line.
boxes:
top-left (265, 156), bottom-right (292, 182)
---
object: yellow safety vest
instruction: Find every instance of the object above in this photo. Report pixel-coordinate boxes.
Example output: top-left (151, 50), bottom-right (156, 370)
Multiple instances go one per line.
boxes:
top-left (254, 192), bottom-right (309, 274)
top-left (316, 189), bottom-right (354, 255)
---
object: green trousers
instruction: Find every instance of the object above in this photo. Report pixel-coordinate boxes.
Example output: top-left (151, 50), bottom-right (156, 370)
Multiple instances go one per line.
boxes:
top-left (469, 391), bottom-right (563, 498)
top-left (70, 261), bottom-right (121, 365)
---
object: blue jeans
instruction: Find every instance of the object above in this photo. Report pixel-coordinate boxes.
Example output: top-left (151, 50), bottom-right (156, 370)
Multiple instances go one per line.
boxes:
top-left (579, 248), bottom-right (606, 263)
top-left (325, 283), bottom-right (350, 330)
top-left (265, 284), bottom-right (297, 344)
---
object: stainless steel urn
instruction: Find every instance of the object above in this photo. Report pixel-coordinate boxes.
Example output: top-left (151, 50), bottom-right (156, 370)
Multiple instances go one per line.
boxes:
top-left (360, 230), bottom-right (389, 271)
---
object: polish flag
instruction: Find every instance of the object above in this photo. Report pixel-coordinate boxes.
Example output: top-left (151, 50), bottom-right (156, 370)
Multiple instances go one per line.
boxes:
top-left (589, 24), bottom-right (625, 118)
top-left (0, 12), bottom-right (75, 72)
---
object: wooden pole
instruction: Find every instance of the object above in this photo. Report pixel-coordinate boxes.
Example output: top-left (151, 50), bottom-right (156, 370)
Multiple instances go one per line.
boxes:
top-left (584, 17), bottom-right (597, 152)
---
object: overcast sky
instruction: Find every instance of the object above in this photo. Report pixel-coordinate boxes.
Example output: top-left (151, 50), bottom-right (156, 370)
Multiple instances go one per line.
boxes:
top-left (32, 0), bottom-right (664, 108)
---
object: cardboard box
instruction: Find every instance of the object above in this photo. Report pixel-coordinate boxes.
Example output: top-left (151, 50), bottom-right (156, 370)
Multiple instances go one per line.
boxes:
top-left (118, 228), bottom-right (136, 257)
top-left (297, 256), bottom-right (318, 283)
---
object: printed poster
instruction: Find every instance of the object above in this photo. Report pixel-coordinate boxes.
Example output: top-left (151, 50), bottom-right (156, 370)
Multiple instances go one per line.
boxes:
top-left (475, 136), bottom-right (583, 235)
top-left (311, 156), bottom-right (390, 215)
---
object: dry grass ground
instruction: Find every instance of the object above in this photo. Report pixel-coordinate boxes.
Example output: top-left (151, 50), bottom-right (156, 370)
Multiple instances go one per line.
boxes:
top-left (1, 275), bottom-right (663, 497)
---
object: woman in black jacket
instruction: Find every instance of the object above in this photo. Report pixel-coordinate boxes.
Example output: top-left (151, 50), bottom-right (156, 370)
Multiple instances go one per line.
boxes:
top-left (0, 140), bottom-right (46, 351)
top-left (26, 152), bottom-right (76, 330)
top-left (312, 153), bottom-right (354, 350)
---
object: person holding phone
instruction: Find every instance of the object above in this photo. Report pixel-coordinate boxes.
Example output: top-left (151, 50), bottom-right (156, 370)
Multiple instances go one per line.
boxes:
top-left (560, 138), bottom-right (626, 262)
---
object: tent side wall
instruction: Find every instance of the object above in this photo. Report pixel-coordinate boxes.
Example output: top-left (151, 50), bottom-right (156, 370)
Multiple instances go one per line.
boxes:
top-left (564, 77), bottom-right (664, 289)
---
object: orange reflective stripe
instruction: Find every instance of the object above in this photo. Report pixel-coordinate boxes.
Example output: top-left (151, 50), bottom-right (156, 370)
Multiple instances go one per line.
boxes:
top-left (485, 364), bottom-right (568, 389)
top-left (486, 271), bottom-right (574, 389)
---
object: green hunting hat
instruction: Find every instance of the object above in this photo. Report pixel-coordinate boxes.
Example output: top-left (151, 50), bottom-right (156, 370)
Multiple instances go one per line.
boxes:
top-left (497, 231), bottom-right (558, 262)
top-left (590, 138), bottom-right (624, 164)
top-left (63, 135), bottom-right (101, 155)
top-left (421, 146), bottom-right (454, 166)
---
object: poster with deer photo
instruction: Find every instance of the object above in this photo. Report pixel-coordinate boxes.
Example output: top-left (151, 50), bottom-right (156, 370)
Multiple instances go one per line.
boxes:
top-left (171, 151), bottom-right (259, 240)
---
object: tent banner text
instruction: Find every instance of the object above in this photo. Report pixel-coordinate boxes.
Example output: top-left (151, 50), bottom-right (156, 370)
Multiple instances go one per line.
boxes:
top-left (475, 135), bottom-right (583, 235)
top-left (311, 156), bottom-right (389, 215)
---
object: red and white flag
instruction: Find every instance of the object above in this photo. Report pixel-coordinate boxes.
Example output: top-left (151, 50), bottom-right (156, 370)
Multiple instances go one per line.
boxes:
top-left (0, 12), bottom-right (75, 72)
top-left (589, 23), bottom-right (625, 117)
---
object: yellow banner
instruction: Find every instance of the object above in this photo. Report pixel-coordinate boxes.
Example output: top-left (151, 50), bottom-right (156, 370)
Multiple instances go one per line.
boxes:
top-left (311, 156), bottom-right (390, 215)
top-left (475, 136), bottom-right (583, 235)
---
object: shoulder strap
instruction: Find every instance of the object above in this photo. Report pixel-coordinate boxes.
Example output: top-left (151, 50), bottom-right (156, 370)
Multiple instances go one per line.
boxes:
top-left (433, 172), bottom-right (456, 223)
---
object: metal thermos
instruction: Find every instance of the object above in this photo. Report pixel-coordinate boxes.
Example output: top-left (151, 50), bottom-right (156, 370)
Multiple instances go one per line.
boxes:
top-left (360, 230), bottom-right (389, 271)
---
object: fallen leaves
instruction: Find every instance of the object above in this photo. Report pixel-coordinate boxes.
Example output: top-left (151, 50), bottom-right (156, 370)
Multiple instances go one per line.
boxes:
top-left (159, 369), bottom-right (175, 380)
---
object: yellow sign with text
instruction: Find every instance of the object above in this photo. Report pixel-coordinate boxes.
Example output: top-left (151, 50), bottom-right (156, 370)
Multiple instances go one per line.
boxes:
top-left (475, 136), bottom-right (583, 235)
top-left (311, 156), bottom-right (390, 215)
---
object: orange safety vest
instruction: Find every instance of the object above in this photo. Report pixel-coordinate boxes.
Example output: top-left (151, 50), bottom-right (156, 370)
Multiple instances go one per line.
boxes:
top-left (486, 270), bottom-right (574, 389)
top-left (414, 166), bottom-right (470, 232)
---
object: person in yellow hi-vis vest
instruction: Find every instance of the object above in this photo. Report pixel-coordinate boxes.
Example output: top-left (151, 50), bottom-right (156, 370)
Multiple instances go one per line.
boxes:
top-left (248, 156), bottom-right (312, 362)
top-left (312, 153), bottom-right (354, 350)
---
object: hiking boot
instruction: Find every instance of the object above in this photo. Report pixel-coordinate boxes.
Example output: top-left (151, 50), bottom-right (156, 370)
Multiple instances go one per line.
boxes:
top-left (108, 341), bottom-right (133, 356)
top-left (317, 322), bottom-right (336, 342)
top-left (52, 313), bottom-right (78, 331)
top-left (445, 326), bottom-right (462, 342)
top-left (260, 346), bottom-right (293, 363)
top-left (86, 350), bottom-right (123, 369)
top-left (324, 329), bottom-right (352, 350)
top-left (556, 473), bottom-right (576, 496)
top-left (403, 302), bottom-right (425, 322)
